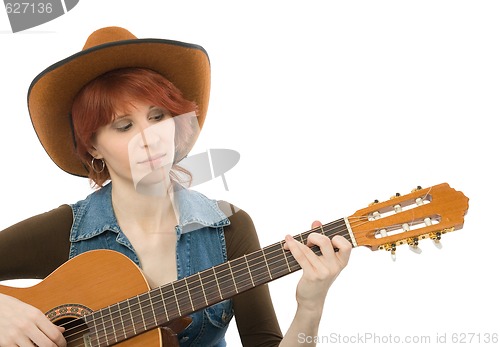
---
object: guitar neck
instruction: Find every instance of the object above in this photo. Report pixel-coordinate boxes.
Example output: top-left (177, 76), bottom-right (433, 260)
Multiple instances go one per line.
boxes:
top-left (86, 218), bottom-right (353, 344)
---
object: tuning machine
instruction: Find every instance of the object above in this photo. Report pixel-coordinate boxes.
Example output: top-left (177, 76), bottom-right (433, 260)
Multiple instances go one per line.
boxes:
top-left (382, 243), bottom-right (397, 261)
top-left (382, 240), bottom-right (419, 261)
top-left (430, 231), bottom-right (443, 249)
top-left (390, 192), bottom-right (401, 200)
top-left (369, 199), bottom-right (379, 206)
top-left (407, 237), bottom-right (422, 254)
top-left (383, 228), bottom-right (453, 260)
top-left (411, 185), bottom-right (423, 193)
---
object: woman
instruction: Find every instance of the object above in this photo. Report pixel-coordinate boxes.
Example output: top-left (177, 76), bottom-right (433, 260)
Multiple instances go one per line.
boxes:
top-left (0, 27), bottom-right (351, 346)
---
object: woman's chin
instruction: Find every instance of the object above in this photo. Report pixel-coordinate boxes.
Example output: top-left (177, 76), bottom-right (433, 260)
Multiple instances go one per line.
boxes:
top-left (133, 168), bottom-right (173, 196)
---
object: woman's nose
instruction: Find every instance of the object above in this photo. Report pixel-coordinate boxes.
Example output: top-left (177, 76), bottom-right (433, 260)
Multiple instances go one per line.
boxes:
top-left (138, 124), bottom-right (162, 148)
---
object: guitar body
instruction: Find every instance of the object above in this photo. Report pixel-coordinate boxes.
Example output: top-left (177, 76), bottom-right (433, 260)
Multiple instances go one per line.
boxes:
top-left (0, 250), bottom-right (188, 346)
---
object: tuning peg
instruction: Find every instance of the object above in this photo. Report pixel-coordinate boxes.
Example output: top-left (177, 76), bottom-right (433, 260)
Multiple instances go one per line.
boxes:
top-left (390, 192), bottom-right (401, 199)
top-left (410, 245), bottom-right (422, 254)
top-left (369, 199), bottom-right (379, 206)
top-left (430, 231), bottom-right (443, 249)
top-left (407, 237), bottom-right (422, 254)
top-left (383, 243), bottom-right (397, 261)
top-left (412, 185), bottom-right (423, 193)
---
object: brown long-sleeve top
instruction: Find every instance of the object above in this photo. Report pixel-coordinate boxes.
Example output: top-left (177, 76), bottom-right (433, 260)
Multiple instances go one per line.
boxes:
top-left (0, 202), bottom-right (284, 346)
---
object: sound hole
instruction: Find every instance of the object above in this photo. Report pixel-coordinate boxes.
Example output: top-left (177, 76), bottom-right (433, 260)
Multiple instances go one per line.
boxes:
top-left (46, 304), bottom-right (92, 347)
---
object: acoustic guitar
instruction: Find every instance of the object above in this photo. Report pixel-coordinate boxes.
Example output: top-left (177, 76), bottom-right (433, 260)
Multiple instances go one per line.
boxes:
top-left (0, 183), bottom-right (469, 346)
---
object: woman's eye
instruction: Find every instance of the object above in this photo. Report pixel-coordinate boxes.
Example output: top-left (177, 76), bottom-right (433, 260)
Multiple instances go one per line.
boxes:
top-left (149, 112), bottom-right (165, 121)
top-left (115, 122), bottom-right (132, 132)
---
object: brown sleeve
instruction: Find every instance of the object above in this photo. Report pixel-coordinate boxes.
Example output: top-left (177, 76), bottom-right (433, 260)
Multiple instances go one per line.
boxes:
top-left (0, 205), bottom-right (73, 281)
top-left (219, 201), bottom-right (283, 347)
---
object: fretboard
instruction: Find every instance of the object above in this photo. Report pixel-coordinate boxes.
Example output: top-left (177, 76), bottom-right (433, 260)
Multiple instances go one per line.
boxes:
top-left (84, 217), bottom-right (353, 346)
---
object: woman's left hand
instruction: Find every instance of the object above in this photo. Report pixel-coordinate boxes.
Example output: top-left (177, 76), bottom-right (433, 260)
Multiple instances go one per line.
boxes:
top-left (284, 221), bottom-right (352, 313)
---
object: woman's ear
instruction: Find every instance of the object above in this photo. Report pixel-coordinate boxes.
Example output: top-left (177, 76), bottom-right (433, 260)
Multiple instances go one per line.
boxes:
top-left (88, 147), bottom-right (102, 159)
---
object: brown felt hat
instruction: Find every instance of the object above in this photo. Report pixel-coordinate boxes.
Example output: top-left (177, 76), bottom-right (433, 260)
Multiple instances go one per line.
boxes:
top-left (28, 26), bottom-right (210, 177)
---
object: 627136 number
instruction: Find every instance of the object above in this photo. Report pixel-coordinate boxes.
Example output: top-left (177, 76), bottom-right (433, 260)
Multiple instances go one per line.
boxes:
top-left (5, 2), bottom-right (53, 14)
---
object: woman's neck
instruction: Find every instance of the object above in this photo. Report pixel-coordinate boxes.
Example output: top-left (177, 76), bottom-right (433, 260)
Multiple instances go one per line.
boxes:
top-left (110, 178), bottom-right (179, 235)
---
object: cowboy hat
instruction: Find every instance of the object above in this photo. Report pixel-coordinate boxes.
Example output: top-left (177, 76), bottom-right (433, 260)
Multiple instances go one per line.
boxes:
top-left (28, 26), bottom-right (210, 177)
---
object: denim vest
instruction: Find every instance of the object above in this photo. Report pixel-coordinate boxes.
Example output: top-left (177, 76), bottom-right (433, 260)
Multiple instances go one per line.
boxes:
top-left (69, 183), bottom-right (234, 346)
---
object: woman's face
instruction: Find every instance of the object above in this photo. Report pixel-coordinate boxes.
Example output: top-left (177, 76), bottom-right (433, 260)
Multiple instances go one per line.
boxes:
top-left (92, 100), bottom-right (176, 191)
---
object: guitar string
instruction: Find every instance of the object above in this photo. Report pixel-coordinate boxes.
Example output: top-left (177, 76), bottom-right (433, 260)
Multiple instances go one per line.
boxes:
top-left (62, 188), bottom-right (438, 344)
top-left (61, 217), bottom-right (368, 345)
top-left (62, 217), bottom-right (370, 345)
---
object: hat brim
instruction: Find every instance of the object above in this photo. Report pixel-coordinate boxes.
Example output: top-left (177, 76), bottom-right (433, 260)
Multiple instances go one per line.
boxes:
top-left (28, 38), bottom-right (210, 177)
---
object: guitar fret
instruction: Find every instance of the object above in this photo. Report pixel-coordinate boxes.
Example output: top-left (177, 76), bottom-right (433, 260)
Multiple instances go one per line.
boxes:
top-left (231, 257), bottom-right (253, 293)
top-left (245, 250), bottom-right (271, 285)
top-left (127, 296), bottom-right (146, 334)
top-left (171, 282), bottom-right (182, 317)
top-left (147, 291), bottom-right (158, 327)
top-left (87, 334), bottom-right (96, 347)
top-left (266, 243), bottom-right (288, 279)
top-left (174, 279), bottom-right (192, 317)
top-left (185, 277), bottom-right (195, 311)
top-left (148, 288), bottom-right (167, 327)
top-left (108, 305), bottom-right (121, 343)
top-left (212, 267), bottom-right (223, 300)
top-left (158, 286), bottom-right (170, 322)
top-left (198, 272), bottom-right (209, 306)
top-left (117, 301), bottom-right (131, 340)
top-left (162, 285), bottom-right (180, 321)
top-left (81, 315), bottom-right (98, 347)
top-left (298, 232), bottom-right (305, 244)
top-left (137, 295), bottom-right (148, 331)
top-left (88, 330), bottom-right (99, 347)
top-left (217, 263), bottom-right (238, 297)
top-left (126, 298), bottom-right (137, 336)
top-left (262, 249), bottom-right (273, 280)
top-left (92, 309), bottom-right (109, 346)
top-left (286, 249), bottom-right (302, 271)
top-left (280, 240), bottom-right (291, 273)
top-left (87, 311), bottom-right (99, 346)
top-left (199, 269), bottom-right (219, 304)
top-left (319, 224), bottom-right (325, 235)
top-left (227, 261), bottom-right (238, 294)
top-left (136, 289), bottom-right (168, 337)
top-left (115, 303), bottom-right (126, 340)
top-left (243, 254), bottom-right (255, 287)
top-left (101, 307), bottom-right (113, 344)
top-left (185, 274), bottom-right (204, 310)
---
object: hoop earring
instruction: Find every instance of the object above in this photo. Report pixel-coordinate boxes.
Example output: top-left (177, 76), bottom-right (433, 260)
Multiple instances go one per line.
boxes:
top-left (91, 157), bottom-right (106, 173)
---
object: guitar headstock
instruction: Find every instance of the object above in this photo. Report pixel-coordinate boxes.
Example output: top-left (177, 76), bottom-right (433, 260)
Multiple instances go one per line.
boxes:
top-left (347, 183), bottom-right (469, 259)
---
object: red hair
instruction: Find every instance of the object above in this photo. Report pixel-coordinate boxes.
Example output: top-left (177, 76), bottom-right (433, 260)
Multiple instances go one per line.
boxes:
top-left (71, 68), bottom-right (198, 187)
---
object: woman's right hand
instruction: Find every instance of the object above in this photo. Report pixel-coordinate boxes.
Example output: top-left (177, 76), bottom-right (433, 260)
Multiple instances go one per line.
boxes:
top-left (0, 293), bottom-right (66, 347)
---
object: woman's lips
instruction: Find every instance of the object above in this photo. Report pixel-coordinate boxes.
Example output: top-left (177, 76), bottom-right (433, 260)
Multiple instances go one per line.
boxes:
top-left (138, 153), bottom-right (168, 168)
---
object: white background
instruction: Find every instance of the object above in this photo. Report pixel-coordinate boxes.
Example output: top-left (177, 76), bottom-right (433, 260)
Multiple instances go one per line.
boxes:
top-left (1, 1), bottom-right (499, 345)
